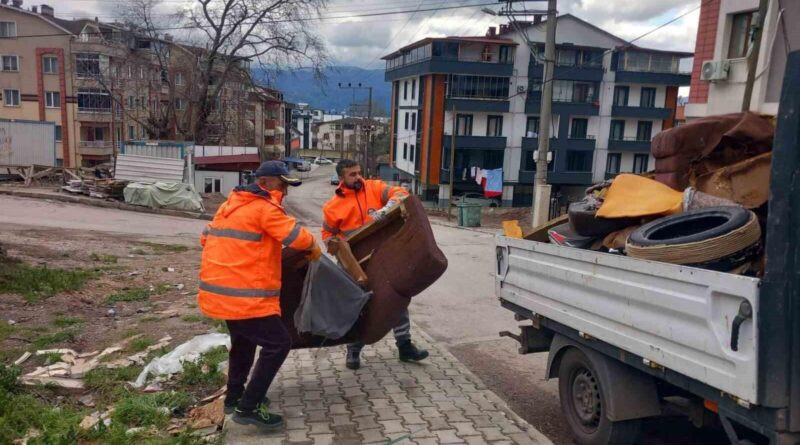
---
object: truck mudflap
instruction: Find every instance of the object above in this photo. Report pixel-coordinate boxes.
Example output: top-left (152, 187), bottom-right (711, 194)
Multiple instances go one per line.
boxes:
top-left (546, 334), bottom-right (661, 422)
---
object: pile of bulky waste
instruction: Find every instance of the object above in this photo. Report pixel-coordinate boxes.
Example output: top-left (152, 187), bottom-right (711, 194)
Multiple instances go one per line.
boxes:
top-left (509, 112), bottom-right (774, 276)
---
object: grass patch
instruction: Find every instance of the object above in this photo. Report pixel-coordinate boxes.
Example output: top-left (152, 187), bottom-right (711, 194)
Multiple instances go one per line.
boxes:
top-left (138, 242), bottom-right (189, 254)
top-left (127, 336), bottom-right (155, 353)
top-left (187, 303), bottom-right (197, 309)
top-left (52, 316), bottom-right (82, 328)
top-left (130, 248), bottom-right (148, 255)
top-left (32, 329), bottom-right (77, 348)
top-left (0, 263), bottom-right (96, 303)
top-left (141, 316), bottom-right (160, 323)
top-left (107, 287), bottom-right (150, 303)
top-left (178, 346), bottom-right (227, 388)
top-left (181, 314), bottom-right (203, 323)
top-left (113, 391), bottom-right (192, 429)
top-left (90, 253), bottom-right (118, 264)
top-left (0, 321), bottom-right (14, 342)
top-left (41, 352), bottom-right (64, 365)
top-left (204, 318), bottom-right (229, 334)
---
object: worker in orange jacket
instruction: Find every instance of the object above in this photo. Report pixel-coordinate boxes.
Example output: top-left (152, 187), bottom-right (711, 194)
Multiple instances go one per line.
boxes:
top-left (322, 159), bottom-right (429, 370)
top-left (198, 160), bottom-right (321, 432)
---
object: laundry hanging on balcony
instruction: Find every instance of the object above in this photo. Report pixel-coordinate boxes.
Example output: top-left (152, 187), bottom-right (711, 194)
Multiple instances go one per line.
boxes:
top-left (483, 168), bottom-right (503, 198)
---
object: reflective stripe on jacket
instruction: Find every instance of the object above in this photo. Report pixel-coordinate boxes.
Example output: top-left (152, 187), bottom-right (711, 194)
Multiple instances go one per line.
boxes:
top-left (321, 179), bottom-right (408, 240)
top-left (198, 184), bottom-right (315, 320)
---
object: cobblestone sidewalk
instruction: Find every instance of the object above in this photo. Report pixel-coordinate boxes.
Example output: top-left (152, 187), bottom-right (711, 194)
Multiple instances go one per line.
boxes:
top-left (226, 325), bottom-right (552, 445)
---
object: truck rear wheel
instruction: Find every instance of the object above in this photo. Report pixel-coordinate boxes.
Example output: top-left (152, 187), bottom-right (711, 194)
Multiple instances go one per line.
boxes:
top-left (558, 348), bottom-right (642, 445)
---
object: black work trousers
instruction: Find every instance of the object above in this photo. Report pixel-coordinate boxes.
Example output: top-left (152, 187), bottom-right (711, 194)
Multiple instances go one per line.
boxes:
top-left (225, 315), bottom-right (291, 410)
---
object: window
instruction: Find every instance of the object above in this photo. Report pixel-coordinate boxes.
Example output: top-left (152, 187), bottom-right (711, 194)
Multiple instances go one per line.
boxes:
top-left (3, 89), bottom-right (19, 106)
top-left (77, 88), bottom-right (111, 112)
top-left (633, 154), bottom-right (649, 173)
top-left (729, 11), bottom-right (755, 59)
top-left (55, 125), bottom-right (62, 142)
top-left (404, 81), bottom-right (408, 100)
top-left (526, 116), bottom-right (540, 137)
top-left (640, 88), bottom-right (656, 108)
top-left (0, 22), bottom-right (16, 38)
top-left (75, 53), bottom-right (101, 78)
top-left (175, 72), bottom-right (184, 86)
top-left (403, 143), bottom-right (408, 160)
top-left (487, 115), bottom-right (503, 137)
top-left (128, 96), bottom-right (135, 108)
top-left (204, 177), bottom-right (222, 193)
top-left (1, 55), bottom-right (18, 72)
top-left (570, 118), bottom-right (588, 139)
top-left (455, 114), bottom-right (473, 136)
top-left (45, 91), bottom-right (60, 108)
top-left (43, 56), bottom-right (58, 74)
top-left (141, 96), bottom-right (146, 109)
top-left (499, 45), bottom-right (513, 63)
top-left (447, 75), bottom-right (510, 99)
top-left (128, 125), bottom-right (135, 140)
top-left (410, 144), bottom-right (415, 162)
top-left (94, 127), bottom-right (106, 141)
top-left (551, 80), bottom-right (598, 103)
top-left (636, 121), bottom-right (653, 141)
top-left (606, 153), bottom-right (621, 174)
top-left (613, 86), bottom-right (629, 106)
top-left (411, 79), bottom-right (416, 100)
top-left (610, 120), bottom-right (625, 140)
top-left (404, 112), bottom-right (409, 130)
top-left (566, 151), bottom-right (592, 172)
top-left (175, 98), bottom-right (185, 110)
top-left (139, 67), bottom-right (145, 79)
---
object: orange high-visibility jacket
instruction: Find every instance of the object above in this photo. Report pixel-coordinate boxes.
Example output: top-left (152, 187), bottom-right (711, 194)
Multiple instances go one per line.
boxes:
top-left (322, 179), bottom-right (408, 240)
top-left (198, 184), bottom-right (315, 320)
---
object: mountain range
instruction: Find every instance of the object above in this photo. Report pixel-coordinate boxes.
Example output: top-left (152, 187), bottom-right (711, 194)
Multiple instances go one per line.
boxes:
top-left (256, 66), bottom-right (392, 116)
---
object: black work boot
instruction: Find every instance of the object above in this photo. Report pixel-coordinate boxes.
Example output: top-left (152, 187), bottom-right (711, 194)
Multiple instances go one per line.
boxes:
top-left (232, 403), bottom-right (283, 431)
top-left (345, 348), bottom-right (361, 370)
top-left (224, 394), bottom-right (270, 415)
top-left (398, 340), bottom-right (429, 363)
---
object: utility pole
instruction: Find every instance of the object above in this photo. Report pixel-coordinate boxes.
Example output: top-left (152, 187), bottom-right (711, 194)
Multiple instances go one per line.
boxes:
top-left (532, 0), bottom-right (557, 226)
top-left (742, 0), bottom-right (769, 112)
top-left (338, 82), bottom-right (373, 174)
top-left (485, 0), bottom-right (556, 226)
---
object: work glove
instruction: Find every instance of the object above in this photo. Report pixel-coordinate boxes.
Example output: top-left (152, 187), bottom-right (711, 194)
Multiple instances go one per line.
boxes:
top-left (306, 243), bottom-right (322, 262)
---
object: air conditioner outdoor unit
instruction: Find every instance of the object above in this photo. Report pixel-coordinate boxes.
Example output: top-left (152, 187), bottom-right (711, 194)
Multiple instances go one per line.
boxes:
top-left (701, 60), bottom-right (730, 81)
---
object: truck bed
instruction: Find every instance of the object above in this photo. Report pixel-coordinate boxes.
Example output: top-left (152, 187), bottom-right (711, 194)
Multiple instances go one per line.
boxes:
top-left (496, 235), bottom-right (761, 404)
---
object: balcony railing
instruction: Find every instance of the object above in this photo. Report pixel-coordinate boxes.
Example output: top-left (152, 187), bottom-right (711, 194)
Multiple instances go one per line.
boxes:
top-left (79, 140), bottom-right (113, 148)
top-left (607, 137), bottom-right (651, 152)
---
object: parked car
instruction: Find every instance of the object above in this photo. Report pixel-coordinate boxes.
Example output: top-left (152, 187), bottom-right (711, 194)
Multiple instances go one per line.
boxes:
top-left (330, 174), bottom-right (340, 185)
top-left (452, 192), bottom-right (500, 207)
top-left (315, 157), bottom-right (333, 165)
top-left (295, 161), bottom-right (311, 172)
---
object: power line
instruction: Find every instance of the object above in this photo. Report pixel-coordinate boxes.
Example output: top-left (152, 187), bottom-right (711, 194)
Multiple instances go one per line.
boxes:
top-left (14, 1), bottom-right (499, 38)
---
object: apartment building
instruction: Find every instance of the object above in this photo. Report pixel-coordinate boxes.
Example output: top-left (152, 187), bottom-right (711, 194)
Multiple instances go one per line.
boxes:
top-left (0, 2), bottom-right (285, 167)
top-left (383, 14), bottom-right (691, 207)
top-left (313, 117), bottom-right (387, 154)
top-left (686, 0), bottom-right (799, 118)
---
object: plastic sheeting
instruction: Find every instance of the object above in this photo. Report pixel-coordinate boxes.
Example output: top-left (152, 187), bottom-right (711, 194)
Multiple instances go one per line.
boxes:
top-left (124, 181), bottom-right (204, 212)
top-left (294, 255), bottom-right (372, 340)
top-left (133, 333), bottom-right (230, 388)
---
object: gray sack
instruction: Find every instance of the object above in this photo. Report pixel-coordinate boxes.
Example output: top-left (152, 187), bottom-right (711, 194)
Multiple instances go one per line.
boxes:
top-left (294, 255), bottom-right (372, 340)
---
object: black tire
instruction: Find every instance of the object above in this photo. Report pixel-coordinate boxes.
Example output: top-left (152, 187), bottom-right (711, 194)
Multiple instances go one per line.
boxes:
top-left (628, 206), bottom-right (751, 247)
top-left (558, 348), bottom-right (642, 445)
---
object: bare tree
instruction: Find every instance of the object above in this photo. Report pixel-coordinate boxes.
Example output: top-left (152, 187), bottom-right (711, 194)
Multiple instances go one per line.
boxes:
top-left (183, 0), bottom-right (328, 143)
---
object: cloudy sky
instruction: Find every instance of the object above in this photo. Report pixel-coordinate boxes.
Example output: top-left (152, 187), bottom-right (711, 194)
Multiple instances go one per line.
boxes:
top-left (55, 0), bottom-right (700, 70)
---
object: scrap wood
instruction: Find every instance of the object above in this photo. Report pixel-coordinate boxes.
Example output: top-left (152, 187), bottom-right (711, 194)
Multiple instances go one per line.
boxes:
top-left (523, 214), bottom-right (569, 243)
top-left (13, 351), bottom-right (31, 366)
top-left (79, 412), bottom-right (101, 430)
top-left (199, 386), bottom-right (226, 404)
top-left (21, 375), bottom-right (85, 391)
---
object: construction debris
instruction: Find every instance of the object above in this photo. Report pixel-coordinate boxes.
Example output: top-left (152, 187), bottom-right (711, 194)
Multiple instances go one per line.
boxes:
top-left (20, 376), bottom-right (85, 391)
top-left (187, 398), bottom-right (225, 430)
top-left (13, 351), bottom-right (31, 366)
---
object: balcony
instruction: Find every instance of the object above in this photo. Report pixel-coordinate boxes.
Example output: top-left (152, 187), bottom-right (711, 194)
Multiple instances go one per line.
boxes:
top-left (517, 169), bottom-right (592, 185)
top-left (611, 105), bottom-right (672, 119)
top-left (445, 98), bottom-right (509, 113)
top-left (385, 56), bottom-right (513, 81)
top-left (526, 92), bottom-right (599, 115)
top-left (607, 137), bottom-right (651, 152)
top-left (443, 135), bottom-right (506, 150)
top-left (77, 140), bottom-right (114, 156)
top-left (614, 70), bottom-right (691, 86)
top-left (521, 136), bottom-right (596, 151)
top-left (613, 50), bottom-right (692, 86)
top-left (528, 62), bottom-right (603, 82)
top-left (77, 108), bottom-right (113, 122)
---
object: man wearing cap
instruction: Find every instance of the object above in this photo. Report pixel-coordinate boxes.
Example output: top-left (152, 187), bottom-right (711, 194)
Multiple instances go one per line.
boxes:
top-left (198, 160), bottom-right (321, 432)
top-left (322, 159), bottom-right (429, 370)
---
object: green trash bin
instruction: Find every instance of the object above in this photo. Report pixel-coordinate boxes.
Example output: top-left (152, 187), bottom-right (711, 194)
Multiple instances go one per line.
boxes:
top-left (456, 203), bottom-right (482, 227)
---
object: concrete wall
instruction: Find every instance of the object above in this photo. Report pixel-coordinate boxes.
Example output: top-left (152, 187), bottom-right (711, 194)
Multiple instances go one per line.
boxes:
top-left (395, 75), bottom-right (421, 175)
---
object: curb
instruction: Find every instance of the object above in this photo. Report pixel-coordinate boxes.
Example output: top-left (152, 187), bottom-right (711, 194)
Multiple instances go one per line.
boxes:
top-left (0, 188), bottom-right (213, 221)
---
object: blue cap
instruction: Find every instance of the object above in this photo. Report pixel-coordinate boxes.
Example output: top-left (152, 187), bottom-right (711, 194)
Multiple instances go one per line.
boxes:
top-left (254, 160), bottom-right (301, 186)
